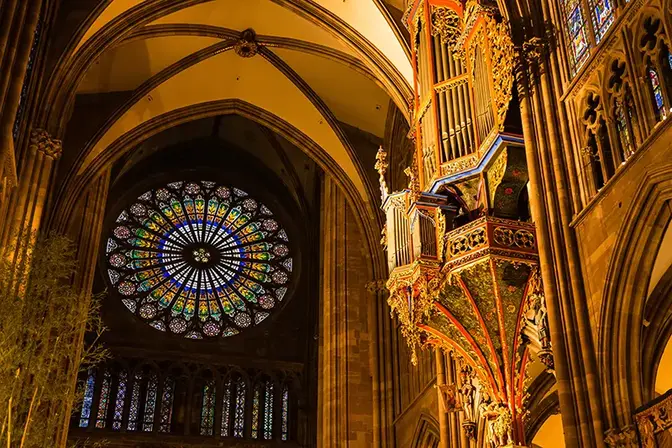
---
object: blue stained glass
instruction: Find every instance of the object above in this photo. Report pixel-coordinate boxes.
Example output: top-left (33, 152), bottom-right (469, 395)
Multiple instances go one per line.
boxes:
top-left (112, 371), bottom-right (128, 430)
top-left (106, 180), bottom-right (292, 339)
top-left (79, 369), bottom-right (96, 428)
top-left (668, 51), bottom-right (672, 70)
top-left (142, 374), bottom-right (158, 432)
top-left (562, 0), bottom-right (590, 73)
top-left (590, 0), bottom-right (614, 42)
top-left (648, 66), bottom-right (666, 120)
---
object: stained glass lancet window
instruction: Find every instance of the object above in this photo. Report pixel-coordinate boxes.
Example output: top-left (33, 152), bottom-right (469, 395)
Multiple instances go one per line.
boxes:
top-left (127, 372), bottom-right (142, 431)
top-left (142, 373), bottom-right (159, 432)
top-left (112, 371), bottom-right (128, 430)
top-left (200, 380), bottom-right (216, 436)
top-left (221, 379), bottom-right (232, 437)
top-left (589, 0), bottom-right (614, 43)
top-left (560, 0), bottom-right (590, 73)
top-left (233, 378), bottom-right (247, 438)
top-left (105, 181), bottom-right (293, 339)
top-left (281, 385), bottom-right (290, 441)
top-left (251, 383), bottom-right (261, 439)
top-left (159, 376), bottom-right (175, 433)
top-left (95, 370), bottom-right (112, 428)
top-left (79, 369), bottom-right (96, 428)
top-left (648, 65), bottom-right (666, 121)
top-left (263, 381), bottom-right (274, 440)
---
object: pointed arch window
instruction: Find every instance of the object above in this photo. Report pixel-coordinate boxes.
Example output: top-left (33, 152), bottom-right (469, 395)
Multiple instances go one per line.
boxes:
top-left (200, 380), bottom-right (216, 435)
top-left (281, 385), bottom-right (290, 441)
top-left (589, 0), bottom-right (615, 43)
top-left (560, 0), bottom-right (590, 73)
top-left (112, 370), bottom-right (128, 430)
top-left (159, 376), bottom-right (175, 433)
top-left (233, 378), bottom-right (247, 438)
top-left (614, 100), bottom-right (634, 160)
top-left (95, 370), bottom-right (112, 428)
top-left (221, 379), bottom-right (233, 436)
top-left (79, 369), bottom-right (96, 428)
top-left (127, 372), bottom-right (142, 431)
top-left (648, 65), bottom-right (666, 121)
top-left (142, 373), bottom-right (159, 432)
top-left (263, 381), bottom-right (274, 440)
top-left (251, 383), bottom-right (262, 439)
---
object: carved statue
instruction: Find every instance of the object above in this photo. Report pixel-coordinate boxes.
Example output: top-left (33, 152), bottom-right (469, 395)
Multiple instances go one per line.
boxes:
top-left (375, 147), bottom-right (389, 202)
top-left (480, 397), bottom-right (514, 448)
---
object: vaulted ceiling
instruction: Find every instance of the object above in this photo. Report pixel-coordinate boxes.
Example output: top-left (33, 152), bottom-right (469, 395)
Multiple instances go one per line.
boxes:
top-left (58, 0), bottom-right (414, 217)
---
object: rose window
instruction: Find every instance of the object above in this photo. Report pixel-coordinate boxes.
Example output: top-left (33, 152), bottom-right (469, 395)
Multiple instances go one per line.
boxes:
top-left (105, 180), bottom-right (293, 339)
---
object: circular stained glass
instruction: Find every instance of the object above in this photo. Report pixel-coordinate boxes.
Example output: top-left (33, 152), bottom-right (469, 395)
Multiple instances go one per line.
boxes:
top-left (105, 180), bottom-right (293, 338)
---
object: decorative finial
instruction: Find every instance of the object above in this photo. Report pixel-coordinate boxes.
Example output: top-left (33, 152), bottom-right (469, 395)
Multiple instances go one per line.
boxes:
top-left (375, 146), bottom-right (389, 203)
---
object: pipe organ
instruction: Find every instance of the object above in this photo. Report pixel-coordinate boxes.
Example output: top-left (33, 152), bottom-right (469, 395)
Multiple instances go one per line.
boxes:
top-left (378, 1), bottom-right (553, 447)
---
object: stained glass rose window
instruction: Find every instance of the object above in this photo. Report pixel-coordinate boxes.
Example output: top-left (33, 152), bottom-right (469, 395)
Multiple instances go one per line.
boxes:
top-left (105, 181), bottom-right (292, 339)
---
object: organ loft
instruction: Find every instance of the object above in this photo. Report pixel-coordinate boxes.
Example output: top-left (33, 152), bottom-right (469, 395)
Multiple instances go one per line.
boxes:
top-left (0, 0), bottom-right (671, 447)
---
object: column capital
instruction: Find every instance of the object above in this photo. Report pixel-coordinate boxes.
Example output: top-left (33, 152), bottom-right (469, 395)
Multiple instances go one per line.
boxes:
top-left (29, 129), bottom-right (62, 159)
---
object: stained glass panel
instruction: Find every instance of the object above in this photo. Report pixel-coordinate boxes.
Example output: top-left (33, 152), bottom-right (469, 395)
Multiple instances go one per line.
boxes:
top-left (95, 370), bottom-right (112, 428)
top-left (561, 0), bottom-right (590, 73)
top-left (589, 0), bottom-right (614, 43)
top-left (614, 101), bottom-right (634, 160)
top-left (234, 378), bottom-right (247, 438)
top-left (79, 369), bottom-right (96, 428)
top-left (281, 385), bottom-right (290, 441)
top-left (263, 381), bottom-right (274, 440)
top-left (159, 376), bottom-right (175, 433)
top-left (142, 373), bottom-right (158, 432)
top-left (105, 180), bottom-right (293, 339)
top-left (112, 371), bottom-right (128, 430)
top-left (648, 66), bottom-right (666, 120)
top-left (221, 379), bottom-right (232, 437)
top-left (127, 373), bottom-right (142, 431)
top-left (251, 383), bottom-right (261, 439)
top-left (200, 380), bottom-right (216, 436)
top-left (668, 51), bottom-right (672, 71)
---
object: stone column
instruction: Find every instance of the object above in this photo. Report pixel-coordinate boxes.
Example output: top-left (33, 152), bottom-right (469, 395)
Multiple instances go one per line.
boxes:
top-left (1, 129), bottom-right (61, 256)
top-left (514, 18), bottom-right (606, 448)
top-left (0, 0), bottom-right (43, 211)
top-left (318, 175), bottom-right (374, 447)
top-left (54, 170), bottom-right (110, 447)
top-left (435, 348), bottom-right (450, 448)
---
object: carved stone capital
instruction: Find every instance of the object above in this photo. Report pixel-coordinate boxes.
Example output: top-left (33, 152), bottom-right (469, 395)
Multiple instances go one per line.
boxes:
top-left (604, 425), bottom-right (638, 448)
top-left (29, 129), bottom-right (62, 159)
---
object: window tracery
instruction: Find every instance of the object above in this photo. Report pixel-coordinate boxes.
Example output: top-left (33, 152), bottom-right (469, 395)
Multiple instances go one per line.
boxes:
top-left (105, 180), bottom-right (293, 340)
top-left (74, 363), bottom-right (296, 442)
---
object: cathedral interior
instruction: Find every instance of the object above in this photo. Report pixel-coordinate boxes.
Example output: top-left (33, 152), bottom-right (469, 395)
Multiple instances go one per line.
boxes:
top-left (1, 0), bottom-right (672, 447)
